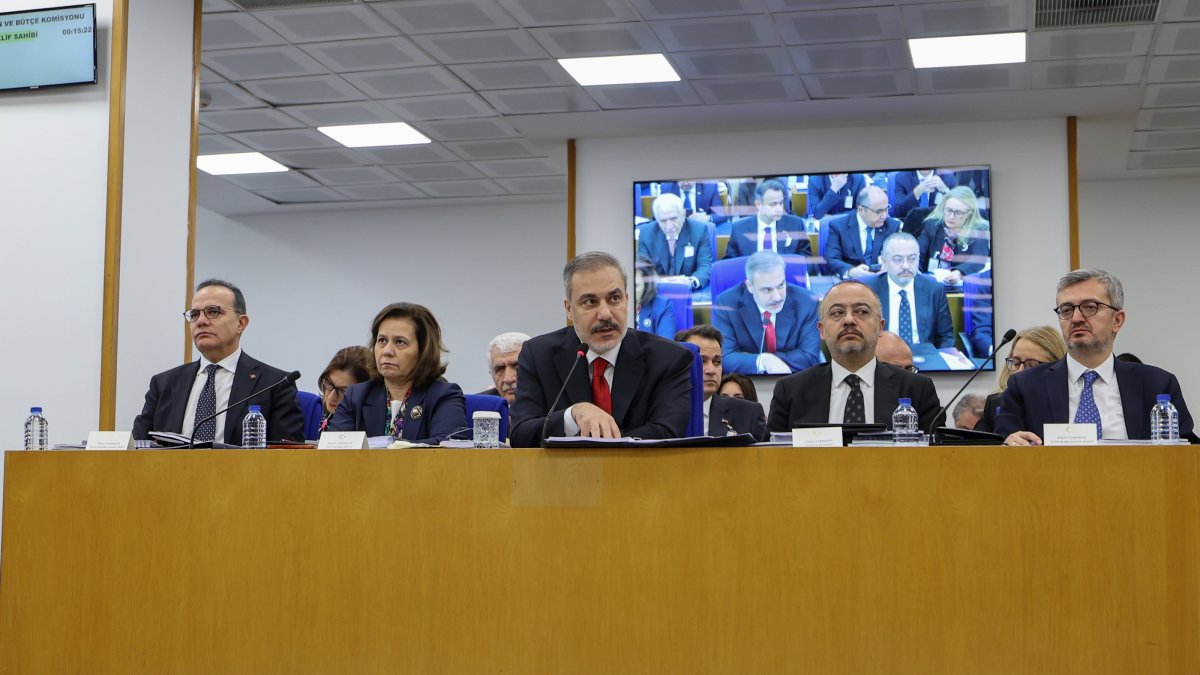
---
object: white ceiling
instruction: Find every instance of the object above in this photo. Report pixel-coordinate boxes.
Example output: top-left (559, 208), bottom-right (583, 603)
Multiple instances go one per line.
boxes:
top-left (197, 0), bottom-right (1200, 216)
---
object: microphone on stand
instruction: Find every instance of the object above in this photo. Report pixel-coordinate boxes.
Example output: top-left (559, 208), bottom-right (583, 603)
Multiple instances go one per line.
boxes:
top-left (927, 329), bottom-right (1017, 443)
top-left (188, 370), bottom-right (301, 448)
top-left (541, 350), bottom-right (586, 448)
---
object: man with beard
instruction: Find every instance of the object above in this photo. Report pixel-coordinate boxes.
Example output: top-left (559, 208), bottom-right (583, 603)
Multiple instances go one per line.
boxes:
top-left (509, 251), bottom-right (694, 447)
top-left (675, 325), bottom-right (766, 440)
top-left (997, 269), bottom-right (1195, 444)
top-left (862, 232), bottom-right (956, 349)
top-left (767, 280), bottom-right (942, 433)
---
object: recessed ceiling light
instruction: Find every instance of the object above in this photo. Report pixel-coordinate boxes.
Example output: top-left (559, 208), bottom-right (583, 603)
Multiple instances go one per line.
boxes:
top-left (318, 122), bottom-right (431, 148)
top-left (196, 152), bottom-right (288, 175)
top-left (908, 32), bottom-right (1026, 69)
top-left (558, 54), bottom-right (680, 86)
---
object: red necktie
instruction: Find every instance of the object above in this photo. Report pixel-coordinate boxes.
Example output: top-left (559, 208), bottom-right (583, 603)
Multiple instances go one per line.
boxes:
top-left (762, 311), bottom-right (777, 353)
top-left (591, 358), bottom-right (612, 414)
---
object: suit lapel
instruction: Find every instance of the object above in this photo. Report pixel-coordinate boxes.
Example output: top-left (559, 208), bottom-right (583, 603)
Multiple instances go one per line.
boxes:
top-left (774, 293), bottom-right (796, 349)
top-left (224, 353), bottom-right (260, 441)
top-left (738, 293), bottom-right (766, 353)
top-left (1043, 360), bottom-right (1070, 424)
top-left (806, 365), bottom-right (833, 422)
top-left (402, 385), bottom-right (431, 440)
top-left (873, 364), bottom-right (901, 425)
top-left (610, 332), bottom-right (645, 426)
top-left (170, 361), bottom-right (202, 432)
top-left (1114, 359), bottom-right (1143, 438)
top-left (556, 331), bottom-right (591, 411)
top-left (848, 221), bottom-right (864, 259)
top-left (363, 382), bottom-right (387, 436)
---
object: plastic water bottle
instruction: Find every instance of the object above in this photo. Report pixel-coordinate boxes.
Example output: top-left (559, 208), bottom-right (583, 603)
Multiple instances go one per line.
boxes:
top-left (1150, 394), bottom-right (1180, 444)
top-left (242, 405), bottom-right (267, 449)
top-left (24, 407), bottom-right (48, 450)
top-left (892, 398), bottom-right (921, 446)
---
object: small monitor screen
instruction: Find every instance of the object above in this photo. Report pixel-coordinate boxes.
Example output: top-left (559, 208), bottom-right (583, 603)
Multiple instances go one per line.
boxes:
top-left (632, 167), bottom-right (994, 375)
top-left (0, 4), bottom-right (97, 92)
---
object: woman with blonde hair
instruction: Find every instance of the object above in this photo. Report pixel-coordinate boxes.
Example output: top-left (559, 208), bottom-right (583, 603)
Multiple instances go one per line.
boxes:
top-left (920, 185), bottom-right (990, 284)
top-left (975, 325), bottom-right (1067, 433)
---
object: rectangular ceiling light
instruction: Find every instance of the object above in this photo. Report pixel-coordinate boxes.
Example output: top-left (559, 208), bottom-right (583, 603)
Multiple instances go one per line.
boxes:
top-left (196, 152), bottom-right (288, 175)
top-left (558, 54), bottom-right (680, 86)
top-left (318, 122), bottom-right (431, 148)
top-left (908, 32), bottom-right (1026, 69)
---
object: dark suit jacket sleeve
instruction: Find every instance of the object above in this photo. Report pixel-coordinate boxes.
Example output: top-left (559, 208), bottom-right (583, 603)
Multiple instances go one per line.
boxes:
top-left (911, 375), bottom-right (944, 431)
top-left (778, 292), bottom-right (821, 372)
top-left (993, 377), bottom-right (1030, 438)
top-left (327, 381), bottom-right (371, 433)
top-left (265, 377), bottom-right (305, 442)
top-left (415, 382), bottom-right (466, 445)
top-left (808, 178), bottom-right (839, 219)
top-left (724, 223), bottom-right (746, 259)
top-left (825, 219), bottom-right (854, 277)
top-left (931, 287), bottom-right (956, 349)
top-left (654, 298), bottom-right (677, 340)
top-left (509, 345), bottom-right (565, 448)
top-left (889, 173), bottom-right (919, 220)
top-left (132, 373), bottom-right (166, 440)
top-left (767, 377), bottom-right (797, 433)
top-left (623, 343), bottom-right (693, 440)
top-left (692, 225), bottom-right (714, 287)
top-left (712, 297), bottom-right (760, 375)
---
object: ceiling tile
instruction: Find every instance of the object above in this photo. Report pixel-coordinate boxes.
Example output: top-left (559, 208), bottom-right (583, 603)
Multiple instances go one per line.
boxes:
top-left (198, 82), bottom-right (268, 111)
top-left (764, 0), bottom-right (889, 8)
top-left (373, 0), bottom-right (520, 34)
top-left (343, 66), bottom-right (468, 99)
top-left (916, 64), bottom-right (1025, 94)
top-left (1028, 26), bottom-right (1153, 61)
top-left (254, 5), bottom-right (397, 44)
top-left (691, 76), bottom-right (809, 103)
top-left (473, 157), bottom-right (563, 177)
top-left (253, 187), bottom-right (348, 204)
top-left (202, 0), bottom-right (239, 12)
top-left (802, 69), bottom-right (915, 98)
top-left (775, 7), bottom-right (902, 45)
top-left (334, 183), bottom-right (429, 200)
top-left (789, 41), bottom-right (909, 73)
top-left (199, 108), bottom-right (306, 133)
top-left (1143, 82), bottom-right (1200, 108)
top-left (586, 81), bottom-right (703, 109)
top-left (1162, 1), bottom-right (1200, 22)
top-left (650, 14), bottom-right (780, 51)
top-left (203, 45), bottom-right (329, 81)
top-left (384, 162), bottom-right (486, 181)
top-left (493, 176), bottom-right (568, 193)
top-left (901, 0), bottom-right (1026, 38)
top-left (499, 0), bottom-right (640, 26)
top-left (673, 47), bottom-right (795, 78)
top-left (628, 0), bottom-right (768, 20)
top-left (480, 86), bottom-right (600, 113)
top-left (1131, 128), bottom-right (1200, 150)
top-left (529, 23), bottom-right (664, 58)
top-left (220, 171), bottom-right (319, 190)
top-left (1030, 58), bottom-right (1143, 89)
top-left (267, 148), bottom-right (369, 169)
top-left (201, 66), bottom-right (226, 83)
top-left (416, 118), bottom-right (522, 141)
top-left (198, 135), bottom-right (252, 154)
top-left (355, 143), bottom-right (462, 164)
top-left (201, 13), bottom-right (286, 51)
top-left (448, 60), bottom-right (575, 90)
top-left (1155, 23), bottom-right (1200, 55)
top-left (410, 179), bottom-right (508, 197)
top-left (412, 29), bottom-right (548, 64)
top-left (229, 129), bottom-right (340, 152)
top-left (304, 166), bottom-right (400, 186)
top-left (1136, 106), bottom-right (1200, 130)
top-left (278, 101), bottom-right (400, 127)
top-left (446, 138), bottom-right (546, 160)
top-left (239, 75), bottom-right (368, 106)
top-left (299, 37), bottom-right (436, 72)
top-left (379, 93), bottom-right (497, 120)
top-left (1148, 55), bottom-right (1200, 83)
top-left (1127, 149), bottom-right (1200, 169)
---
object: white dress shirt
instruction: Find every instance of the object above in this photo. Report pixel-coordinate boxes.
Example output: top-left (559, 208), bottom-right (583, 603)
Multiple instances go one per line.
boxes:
top-left (756, 216), bottom-right (783, 252)
top-left (885, 276), bottom-right (922, 344)
top-left (181, 348), bottom-right (242, 444)
top-left (828, 358), bottom-right (877, 424)
top-left (1066, 352), bottom-right (1127, 440)
top-left (563, 341), bottom-right (621, 436)
top-left (856, 212), bottom-right (873, 257)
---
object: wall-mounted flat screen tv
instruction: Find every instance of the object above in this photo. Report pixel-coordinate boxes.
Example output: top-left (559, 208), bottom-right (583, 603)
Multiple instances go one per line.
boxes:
top-left (0, 4), bottom-right (97, 92)
top-left (632, 166), bottom-right (994, 375)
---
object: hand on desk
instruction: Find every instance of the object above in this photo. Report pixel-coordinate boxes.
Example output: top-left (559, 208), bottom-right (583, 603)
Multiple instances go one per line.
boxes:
top-left (572, 403), bottom-right (622, 439)
top-left (1005, 431), bottom-right (1042, 446)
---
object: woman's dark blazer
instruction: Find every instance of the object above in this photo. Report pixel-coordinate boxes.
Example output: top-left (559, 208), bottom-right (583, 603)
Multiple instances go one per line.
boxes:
top-left (328, 379), bottom-right (465, 445)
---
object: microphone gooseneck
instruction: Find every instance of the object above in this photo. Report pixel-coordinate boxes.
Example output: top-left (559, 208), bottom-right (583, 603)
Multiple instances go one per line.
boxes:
top-left (926, 329), bottom-right (1017, 436)
top-left (188, 370), bottom-right (301, 448)
top-left (541, 350), bottom-right (586, 448)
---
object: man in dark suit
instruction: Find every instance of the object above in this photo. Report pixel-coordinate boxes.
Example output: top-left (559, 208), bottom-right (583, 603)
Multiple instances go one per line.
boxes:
top-left (862, 233), bottom-right (956, 350)
top-left (509, 251), bottom-right (693, 447)
top-left (768, 280), bottom-right (943, 433)
top-left (824, 185), bottom-right (901, 279)
top-left (997, 269), bottom-right (1195, 444)
top-left (963, 270), bottom-right (993, 357)
top-left (675, 325), bottom-right (766, 440)
top-left (480, 331), bottom-right (531, 403)
top-left (636, 192), bottom-right (714, 290)
top-left (712, 250), bottom-right (821, 375)
top-left (133, 279), bottom-right (304, 444)
top-left (723, 179), bottom-right (813, 263)
top-left (662, 180), bottom-right (728, 225)
top-left (806, 172), bottom-right (867, 219)
top-left (887, 169), bottom-right (956, 220)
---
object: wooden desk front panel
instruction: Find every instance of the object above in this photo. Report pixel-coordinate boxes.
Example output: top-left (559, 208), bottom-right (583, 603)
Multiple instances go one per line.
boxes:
top-left (1, 446), bottom-right (1197, 674)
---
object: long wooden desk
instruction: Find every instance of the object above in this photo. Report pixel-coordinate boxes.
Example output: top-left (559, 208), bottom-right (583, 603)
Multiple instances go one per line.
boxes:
top-left (2, 446), bottom-right (1198, 674)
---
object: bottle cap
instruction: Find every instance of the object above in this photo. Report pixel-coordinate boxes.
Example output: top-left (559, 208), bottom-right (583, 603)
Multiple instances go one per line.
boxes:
top-left (898, 398), bottom-right (911, 406)
top-left (30, 406), bottom-right (42, 414)
top-left (249, 405), bottom-right (262, 412)
top-left (1157, 394), bottom-right (1171, 403)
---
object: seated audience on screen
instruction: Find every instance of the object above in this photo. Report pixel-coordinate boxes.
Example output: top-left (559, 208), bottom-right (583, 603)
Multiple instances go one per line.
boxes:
top-left (767, 280), bottom-right (943, 432)
top-left (675, 326), bottom-right (767, 440)
top-left (995, 269), bottom-right (1196, 444)
top-left (975, 326), bottom-right (1067, 434)
top-left (918, 186), bottom-right (990, 284)
top-left (862, 233), bottom-right (956, 350)
top-left (888, 169), bottom-right (956, 220)
top-left (636, 193), bottom-right (713, 290)
top-left (963, 270), bottom-right (993, 357)
top-left (724, 179), bottom-right (813, 262)
top-left (480, 332), bottom-right (531, 404)
top-left (328, 303), bottom-right (465, 445)
top-left (509, 251), bottom-right (693, 447)
top-left (713, 250), bottom-right (821, 375)
top-left (953, 394), bottom-right (985, 430)
top-left (807, 173), bottom-right (867, 220)
top-left (875, 331), bottom-right (916, 372)
top-left (662, 180), bottom-right (728, 225)
top-left (634, 256), bottom-right (677, 339)
top-left (824, 185), bottom-right (901, 279)
top-left (132, 279), bottom-right (304, 444)
top-left (317, 346), bottom-right (371, 433)
top-left (719, 373), bottom-right (758, 402)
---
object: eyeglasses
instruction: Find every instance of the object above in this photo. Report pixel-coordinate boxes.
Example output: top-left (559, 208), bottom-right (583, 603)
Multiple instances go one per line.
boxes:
top-left (885, 254), bottom-right (919, 266)
top-left (321, 383), bottom-right (347, 397)
top-left (943, 207), bottom-right (972, 218)
top-left (1052, 300), bottom-right (1118, 320)
top-left (1005, 357), bottom-right (1046, 371)
top-left (182, 305), bottom-right (240, 323)
top-left (902, 364), bottom-right (920, 373)
top-left (859, 205), bottom-right (890, 217)
top-left (825, 306), bottom-right (877, 322)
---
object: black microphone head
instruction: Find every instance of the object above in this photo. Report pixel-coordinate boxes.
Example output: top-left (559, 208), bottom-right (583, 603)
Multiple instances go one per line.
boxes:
top-left (1001, 328), bottom-right (1017, 344)
top-left (286, 370), bottom-right (301, 382)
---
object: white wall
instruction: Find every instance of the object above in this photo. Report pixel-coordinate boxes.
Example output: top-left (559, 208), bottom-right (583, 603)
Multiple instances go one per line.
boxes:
top-left (0, 0), bottom-right (112, 449)
top-left (576, 118), bottom-right (1072, 408)
top-left (1078, 176), bottom-right (1196, 405)
top-left (191, 200), bottom-right (567, 402)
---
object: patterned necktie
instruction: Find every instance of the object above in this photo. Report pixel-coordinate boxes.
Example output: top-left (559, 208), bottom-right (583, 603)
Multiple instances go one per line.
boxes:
top-left (897, 289), bottom-right (913, 344)
top-left (762, 311), bottom-right (776, 353)
top-left (1074, 370), bottom-right (1102, 438)
top-left (844, 374), bottom-right (866, 424)
top-left (591, 358), bottom-right (612, 415)
top-left (668, 237), bottom-right (677, 258)
top-left (193, 364), bottom-right (220, 442)
top-left (763, 226), bottom-right (775, 252)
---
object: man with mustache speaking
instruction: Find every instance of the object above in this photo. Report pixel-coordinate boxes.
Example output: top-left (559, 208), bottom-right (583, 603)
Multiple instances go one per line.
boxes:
top-left (509, 251), bottom-right (694, 447)
top-left (767, 280), bottom-right (943, 433)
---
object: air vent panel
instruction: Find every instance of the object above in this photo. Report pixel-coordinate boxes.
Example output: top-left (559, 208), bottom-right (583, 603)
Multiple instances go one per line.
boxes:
top-left (1035, 0), bottom-right (1159, 29)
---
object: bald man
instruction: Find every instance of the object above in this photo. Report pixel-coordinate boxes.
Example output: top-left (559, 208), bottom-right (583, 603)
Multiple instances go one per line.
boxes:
top-left (823, 185), bottom-right (901, 279)
top-left (875, 331), bottom-right (915, 372)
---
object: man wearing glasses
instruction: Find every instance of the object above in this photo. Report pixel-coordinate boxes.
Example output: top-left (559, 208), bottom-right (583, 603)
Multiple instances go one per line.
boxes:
top-left (824, 185), bottom-right (900, 279)
top-left (863, 233), bottom-right (956, 350)
top-left (132, 279), bottom-right (304, 445)
top-left (996, 269), bottom-right (1195, 445)
top-left (767, 280), bottom-right (942, 433)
